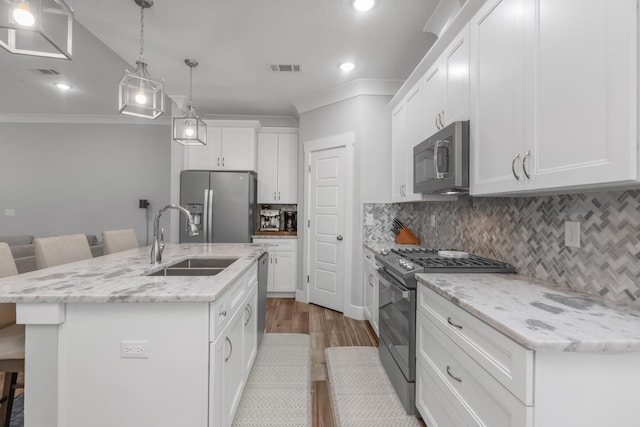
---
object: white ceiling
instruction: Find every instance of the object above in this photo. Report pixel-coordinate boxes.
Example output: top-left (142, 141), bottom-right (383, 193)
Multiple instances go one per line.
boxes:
top-left (0, 0), bottom-right (441, 119)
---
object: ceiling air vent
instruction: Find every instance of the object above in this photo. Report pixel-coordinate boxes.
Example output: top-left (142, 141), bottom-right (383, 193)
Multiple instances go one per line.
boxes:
top-left (269, 64), bottom-right (302, 72)
top-left (31, 68), bottom-right (61, 75)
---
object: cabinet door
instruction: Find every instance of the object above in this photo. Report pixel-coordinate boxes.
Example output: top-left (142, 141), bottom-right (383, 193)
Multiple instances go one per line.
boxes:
top-left (277, 134), bottom-right (299, 204)
top-left (424, 62), bottom-right (445, 139)
top-left (185, 127), bottom-right (222, 170)
top-left (209, 338), bottom-right (225, 427)
top-left (221, 128), bottom-right (257, 171)
top-left (223, 308), bottom-right (245, 426)
top-left (243, 289), bottom-right (258, 380)
top-left (272, 250), bottom-right (296, 292)
top-left (257, 133), bottom-right (278, 203)
top-left (363, 263), bottom-right (378, 335)
top-left (469, 0), bottom-right (527, 195)
top-left (527, 0), bottom-right (637, 190)
top-left (443, 24), bottom-right (470, 126)
top-left (391, 103), bottom-right (407, 202)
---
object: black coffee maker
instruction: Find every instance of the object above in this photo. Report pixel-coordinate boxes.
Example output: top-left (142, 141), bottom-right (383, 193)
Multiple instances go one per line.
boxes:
top-left (283, 210), bottom-right (297, 232)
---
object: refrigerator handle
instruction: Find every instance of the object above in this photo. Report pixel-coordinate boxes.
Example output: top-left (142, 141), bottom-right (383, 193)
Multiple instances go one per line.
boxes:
top-left (203, 189), bottom-right (210, 243)
top-left (208, 189), bottom-right (214, 243)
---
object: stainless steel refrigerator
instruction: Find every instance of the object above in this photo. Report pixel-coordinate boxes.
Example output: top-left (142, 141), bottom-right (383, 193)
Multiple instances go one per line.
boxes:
top-left (180, 170), bottom-right (257, 243)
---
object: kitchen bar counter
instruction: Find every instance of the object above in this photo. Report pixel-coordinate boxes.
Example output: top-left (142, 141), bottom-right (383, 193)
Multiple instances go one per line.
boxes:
top-left (0, 243), bottom-right (267, 303)
top-left (416, 272), bottom-right (640, 352)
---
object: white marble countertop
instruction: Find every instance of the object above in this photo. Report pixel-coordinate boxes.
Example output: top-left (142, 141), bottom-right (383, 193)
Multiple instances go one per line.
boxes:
top-left (0, 243), bottom-right (267, 304)
top-left (252, 235), bottom-right (298, 240)
top-left (416, 273), bottom-right (640, 352)
top-left (364, 242), bottom-right (421, 253)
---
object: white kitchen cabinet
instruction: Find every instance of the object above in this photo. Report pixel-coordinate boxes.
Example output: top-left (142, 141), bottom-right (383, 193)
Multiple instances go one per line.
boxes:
top-left (470, 0), bottom-right (637, 195)
top-left (251, 238), bottom-right (297, 293)
top-left (257, 130), bottom-right (298, 204)
top-left (424, 24), bottom-right (470, 139)
top-left (362, 248), bottom-right (378, 336)
top-left (391, 82), bottom-right (430, 202)
top-left (223, 303), bottom-right (245, 425)
top-left (184, 123), bottom-right (258, 172)
top-left (243, 289), bottom-right (258, 380)
top-left (416, 283), bottom-right (640, 427)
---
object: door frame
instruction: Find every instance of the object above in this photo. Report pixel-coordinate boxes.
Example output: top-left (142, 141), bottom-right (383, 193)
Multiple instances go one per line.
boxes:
top-left (300, 132), bottom-right (355, 317)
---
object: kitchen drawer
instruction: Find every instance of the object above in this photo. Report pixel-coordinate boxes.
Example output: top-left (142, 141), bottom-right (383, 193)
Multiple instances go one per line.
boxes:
top-left (417, 284), bottom-right (533, 404)
top-left (252, 238), bottom-right (296, 251)
top-left (416, 363), bottom-right (469, 427)
top-left (417, 310), bottom-right (533, 427)
top-left (210, 275), bottom-right (246, 341)
top-left (363, 247), bottom-right (377, 268)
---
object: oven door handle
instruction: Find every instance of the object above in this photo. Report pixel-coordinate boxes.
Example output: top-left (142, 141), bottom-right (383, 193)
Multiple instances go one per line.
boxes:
top-left (378, 268), bottom-right (411, 300)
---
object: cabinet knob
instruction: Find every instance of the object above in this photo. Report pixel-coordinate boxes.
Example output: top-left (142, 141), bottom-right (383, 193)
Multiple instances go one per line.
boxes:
top-left (337, 235), bottom-right (343, 241)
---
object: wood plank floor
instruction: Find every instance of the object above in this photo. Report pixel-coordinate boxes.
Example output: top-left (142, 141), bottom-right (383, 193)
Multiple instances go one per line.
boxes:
top-left (266, 298), bottom-right (427, 427)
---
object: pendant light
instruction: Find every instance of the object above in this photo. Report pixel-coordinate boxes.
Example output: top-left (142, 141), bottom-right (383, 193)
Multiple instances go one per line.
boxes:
top-left (173, 59), bottom-right (206, 146)
top-left (118, 0), bottom-right (164, 119)
top-left (0, 0), bottom-right (74, 59)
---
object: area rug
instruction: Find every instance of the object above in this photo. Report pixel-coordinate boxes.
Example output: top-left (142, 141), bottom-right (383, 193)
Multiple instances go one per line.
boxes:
top-left (232, 333), bottom-right (311, 427)
top-left (325, 347), bottom-right (421, 427)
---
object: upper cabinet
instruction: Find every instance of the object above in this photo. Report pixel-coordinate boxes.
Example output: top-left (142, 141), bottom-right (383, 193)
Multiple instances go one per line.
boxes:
top-left (424, 24), bottom-right (470, 139)
top-left (470, 0), bottom-right (638, 195)
top-left (184, 121), bottom-right (260, 172)
top-left (257, 129), bottom-right (298, 204)
top-left (391, 25), bottom-right (469, 203)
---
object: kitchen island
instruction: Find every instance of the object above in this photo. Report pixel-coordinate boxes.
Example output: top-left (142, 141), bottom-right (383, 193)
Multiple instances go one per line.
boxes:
top-left (415, 272), bottom-right (640, 427)
top-left (0, 243), bottom-right (268, 427)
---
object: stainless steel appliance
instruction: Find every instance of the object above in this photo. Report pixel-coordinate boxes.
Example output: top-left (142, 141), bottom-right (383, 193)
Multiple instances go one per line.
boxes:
top-left (257, 251), bottom-right (269, 347)
top-left (283, 210), bottom-right (297, 232)
top-left (259, 209), bottom-right (281, 231)
top-left (179, 170), bottom-right (257, 243)
top-left (375, 247), bottom-right (515, 414)
top-left (414, 120), bottom-right (469, 195)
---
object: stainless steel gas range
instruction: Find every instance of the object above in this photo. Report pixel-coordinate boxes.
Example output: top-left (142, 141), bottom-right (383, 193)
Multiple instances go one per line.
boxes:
top-left (375, 248), bottom-right (515, 415)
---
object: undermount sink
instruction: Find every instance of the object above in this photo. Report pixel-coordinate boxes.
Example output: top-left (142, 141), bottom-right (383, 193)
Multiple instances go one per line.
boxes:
top-left (146, 257), bottom-right (238, 277)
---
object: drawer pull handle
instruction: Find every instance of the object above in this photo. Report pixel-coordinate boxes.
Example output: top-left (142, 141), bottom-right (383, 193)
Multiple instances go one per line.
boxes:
top-left (225, 336), bottom-right (233, 362)
top-left (446, 365), bottom-right (462, 383)
top-left (447, 317), bottom-right (463, 329)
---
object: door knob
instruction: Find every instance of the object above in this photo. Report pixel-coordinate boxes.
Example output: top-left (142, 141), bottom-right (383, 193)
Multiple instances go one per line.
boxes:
top-left (337, 235), bottom-right (343, 241)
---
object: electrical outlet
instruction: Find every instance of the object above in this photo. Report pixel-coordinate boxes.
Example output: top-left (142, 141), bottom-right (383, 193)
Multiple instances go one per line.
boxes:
top-left (4, 209), bottom-right (15, 217)
top-left (564, 221), bottom-right (580, 248)
top-left (120, 340), bottom-right (150, 359)
top-left (431, 214), bottom-right (436, 228)
top-left (365, 213), bottom-right (374, 226)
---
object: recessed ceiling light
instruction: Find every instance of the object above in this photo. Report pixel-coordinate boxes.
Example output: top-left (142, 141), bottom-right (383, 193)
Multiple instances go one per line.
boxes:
top-left (353, 0), bottom-right (375, 12)
top-left (340, 62), bottom-right (356, 72)
top-left (55, 83), bottom-right (72, 90)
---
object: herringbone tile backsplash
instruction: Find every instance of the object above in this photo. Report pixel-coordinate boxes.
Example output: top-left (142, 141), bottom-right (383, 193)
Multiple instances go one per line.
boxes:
top-left (363, 190), bottom-right (640, 306)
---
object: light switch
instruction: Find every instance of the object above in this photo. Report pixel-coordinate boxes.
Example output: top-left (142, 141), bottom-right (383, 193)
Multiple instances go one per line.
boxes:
top-left (431, 214), bottom-right (436, 228)
top-left (4, 209), bottom-right (15, 217)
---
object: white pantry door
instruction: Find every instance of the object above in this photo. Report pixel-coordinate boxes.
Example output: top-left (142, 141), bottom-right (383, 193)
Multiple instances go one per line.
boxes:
top-left (308, 146), bottom-right (346, 312)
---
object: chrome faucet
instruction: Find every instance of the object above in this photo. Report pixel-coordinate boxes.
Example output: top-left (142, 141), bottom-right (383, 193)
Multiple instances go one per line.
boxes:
top-left (151, 204), bottom-right (199, 264)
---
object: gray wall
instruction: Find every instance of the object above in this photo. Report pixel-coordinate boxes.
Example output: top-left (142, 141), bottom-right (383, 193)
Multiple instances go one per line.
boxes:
top-left (364, 189), bottom-right (640, 307)
top-left (299, 95), bottom-right (392, 312)
top-left (0, 122), bottom-right (171, 245)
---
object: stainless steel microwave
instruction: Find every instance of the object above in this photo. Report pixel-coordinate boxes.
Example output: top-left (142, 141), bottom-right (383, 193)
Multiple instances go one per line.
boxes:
top-left (413, 120), bottom-right (469, 195)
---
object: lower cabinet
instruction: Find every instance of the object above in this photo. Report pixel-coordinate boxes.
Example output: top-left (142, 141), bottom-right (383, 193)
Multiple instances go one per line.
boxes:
top-left (209, 263), bottom-right (259, 427)
top-left (362, 247), bottom-right (379, 336)
top-left (416, 283), bottom-right (640, 427)
top-left (251, 238), bottom-right (297, 293)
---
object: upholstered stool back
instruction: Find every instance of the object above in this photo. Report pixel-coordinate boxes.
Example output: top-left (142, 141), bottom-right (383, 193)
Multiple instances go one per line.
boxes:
top-left (102, 229), bottom-right (139, 255)
top-left (34, 234), bottom-right (92, 269)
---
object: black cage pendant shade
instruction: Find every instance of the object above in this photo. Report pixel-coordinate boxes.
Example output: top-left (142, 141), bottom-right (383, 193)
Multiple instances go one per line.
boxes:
top-left (118, 0), bottom-right (164, 119)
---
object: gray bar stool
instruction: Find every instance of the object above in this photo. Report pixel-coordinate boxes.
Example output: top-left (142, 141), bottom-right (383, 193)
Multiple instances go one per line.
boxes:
top-left (33, 234), bottom-right (93, 269)
top-left (0, 242), bottom-right (24, 427)
top-left (102, 229), bottom-right (139, 255)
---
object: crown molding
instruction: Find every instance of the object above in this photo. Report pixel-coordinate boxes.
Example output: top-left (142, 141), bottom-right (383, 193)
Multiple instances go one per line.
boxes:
top-left (292, 79), bottom-right (403, 114)
top-left (203, 119), bottom-right (262, 130)
top-left (0, 113), bottom-right (171, 125)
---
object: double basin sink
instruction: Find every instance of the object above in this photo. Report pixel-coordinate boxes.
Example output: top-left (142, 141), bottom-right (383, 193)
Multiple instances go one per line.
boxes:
top-left (147, 257), bottom-right (238, 277)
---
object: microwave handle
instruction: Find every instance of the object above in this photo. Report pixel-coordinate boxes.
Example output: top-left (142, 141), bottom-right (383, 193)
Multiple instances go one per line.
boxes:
top-left (434, 140), bottom-right (446, 180)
